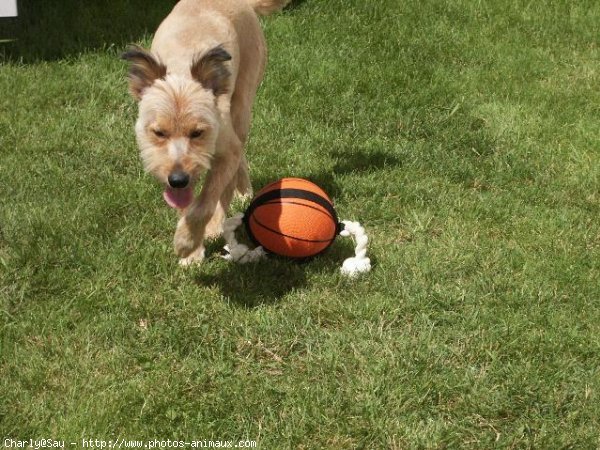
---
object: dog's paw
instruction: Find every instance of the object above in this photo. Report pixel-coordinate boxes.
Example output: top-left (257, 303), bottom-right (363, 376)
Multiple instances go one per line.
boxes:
top-left (179, 246), bottom-right (206, 267)
top-left (174, 216), bottom-right (202, 257)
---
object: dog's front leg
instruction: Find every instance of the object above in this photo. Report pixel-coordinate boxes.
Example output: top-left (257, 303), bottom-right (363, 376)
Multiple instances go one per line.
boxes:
top-left (175, 130), bottom-right (242, 266)
top-left (174, 211), bottom-right (209, 266)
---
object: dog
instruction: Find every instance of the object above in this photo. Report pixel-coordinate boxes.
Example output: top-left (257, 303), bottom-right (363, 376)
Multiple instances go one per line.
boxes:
top-left (122, 0), bottom-right (289, 265)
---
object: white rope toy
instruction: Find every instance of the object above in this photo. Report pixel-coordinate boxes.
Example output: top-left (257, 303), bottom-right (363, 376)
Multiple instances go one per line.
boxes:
top-left (221, 214), bottom-right (371, 277)
top-left (221, 213), bottom-right (267, 263)
top-left (338, 220), bottom-right (371, 277)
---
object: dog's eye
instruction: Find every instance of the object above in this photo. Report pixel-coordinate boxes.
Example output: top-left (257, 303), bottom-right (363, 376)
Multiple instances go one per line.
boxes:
top-left (153, 129), bottom-right (166, 138)
top-left (189, 129), bottom-right (204, 139)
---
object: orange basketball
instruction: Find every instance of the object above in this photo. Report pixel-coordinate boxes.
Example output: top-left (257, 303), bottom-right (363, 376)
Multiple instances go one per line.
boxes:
top-left (244, 178), bottom-right (340, 258)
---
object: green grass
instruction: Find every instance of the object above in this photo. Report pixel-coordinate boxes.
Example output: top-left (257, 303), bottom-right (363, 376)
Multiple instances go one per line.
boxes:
top-left (1, 0), bottom-right (599, 447)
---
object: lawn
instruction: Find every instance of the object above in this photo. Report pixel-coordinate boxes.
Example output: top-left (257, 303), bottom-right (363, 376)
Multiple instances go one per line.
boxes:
top-left (1, 0), bottom-right (599, 447)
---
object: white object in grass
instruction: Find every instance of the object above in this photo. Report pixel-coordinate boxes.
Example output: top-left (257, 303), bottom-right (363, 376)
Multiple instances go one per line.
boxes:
top-left (221, 213), bottom-right (267, 263)
top-left (339, 220), bottom-right (371, 277)
top-left (0, 0), bottom-right (18, 17)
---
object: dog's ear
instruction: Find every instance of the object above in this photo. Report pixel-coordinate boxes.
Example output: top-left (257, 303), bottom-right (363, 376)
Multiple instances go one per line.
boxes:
top-left (122, 45), bottom-right (167, 100)
top-left (190, 45), bottom-right (232, 96)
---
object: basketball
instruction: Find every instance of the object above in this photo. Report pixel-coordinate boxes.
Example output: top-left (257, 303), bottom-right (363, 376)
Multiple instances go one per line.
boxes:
top-left (243, 178), bottom-right (340, 258)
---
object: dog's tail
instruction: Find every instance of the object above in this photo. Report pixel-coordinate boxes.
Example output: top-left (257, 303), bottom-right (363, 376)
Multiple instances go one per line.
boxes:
top-left (247, 0), bottom-right (290, 16)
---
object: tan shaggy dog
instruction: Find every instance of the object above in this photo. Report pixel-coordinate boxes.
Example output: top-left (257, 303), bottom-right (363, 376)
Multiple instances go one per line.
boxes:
top-left (123, 0), bottom-right (289, 265)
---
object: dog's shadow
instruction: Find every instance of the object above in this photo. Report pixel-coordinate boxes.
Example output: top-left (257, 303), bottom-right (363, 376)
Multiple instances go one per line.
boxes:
top-left (195, 255), bottom-right (308, 308)
top-left (195, 236), bottom-right (359, 308)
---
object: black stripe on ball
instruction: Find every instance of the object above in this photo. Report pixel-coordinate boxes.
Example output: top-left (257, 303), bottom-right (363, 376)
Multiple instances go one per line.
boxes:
top-left (245, 188), bottom-right (339, 224)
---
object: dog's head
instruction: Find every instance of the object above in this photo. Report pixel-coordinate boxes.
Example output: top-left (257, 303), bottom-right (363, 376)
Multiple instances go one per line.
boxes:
top-left (122, 45), bottom-right (231, 209)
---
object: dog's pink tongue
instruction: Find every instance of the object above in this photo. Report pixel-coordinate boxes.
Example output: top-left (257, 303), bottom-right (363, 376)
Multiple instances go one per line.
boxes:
top-left (163, 187), bottom-right (194, 209)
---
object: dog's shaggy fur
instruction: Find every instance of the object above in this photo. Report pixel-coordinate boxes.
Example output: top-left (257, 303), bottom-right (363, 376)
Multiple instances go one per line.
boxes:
top-left (123, 0), bottom-right (288, 265)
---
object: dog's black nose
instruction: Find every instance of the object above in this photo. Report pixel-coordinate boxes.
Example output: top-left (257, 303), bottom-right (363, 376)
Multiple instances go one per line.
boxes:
top-left (168, 171), bottom-right (190, 189)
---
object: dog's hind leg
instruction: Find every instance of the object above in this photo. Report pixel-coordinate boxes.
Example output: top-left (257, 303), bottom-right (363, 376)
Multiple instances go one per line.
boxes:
top-left (230, 81), bottom-right (257, 199)
top-left (235, 154), bottom-right (252, 198)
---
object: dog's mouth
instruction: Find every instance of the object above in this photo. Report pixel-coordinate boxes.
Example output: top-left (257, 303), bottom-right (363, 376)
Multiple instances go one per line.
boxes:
top-left (163, 186), bottom-right (194, 209)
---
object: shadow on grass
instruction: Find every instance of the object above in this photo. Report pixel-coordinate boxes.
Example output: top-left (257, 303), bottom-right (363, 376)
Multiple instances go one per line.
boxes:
top-left (195, 257), bottom-right (309, 308)
top-left (286, 0), bottom-right (309, 11)
top-left (0, 0), bottom-right (178, 62)
top-left (251, 147), bottom-right (403, 201)
top-left (330, 148), bottom-right (403, 175)
top-left (0, 0), bottom-right (303, 63)
top-left (194, 230), bottom-right (370, 309)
